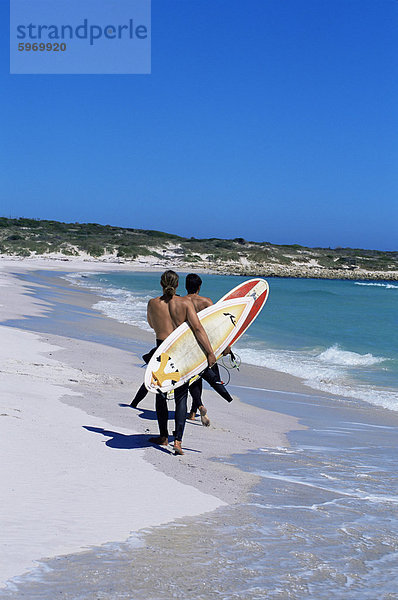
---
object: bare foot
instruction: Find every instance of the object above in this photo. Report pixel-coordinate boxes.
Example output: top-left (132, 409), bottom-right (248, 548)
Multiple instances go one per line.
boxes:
top-left (187, 411), bottom-right (196, 421)
top-left (199, 406), bottom-right (210, 427)
top-left (174, 440), bottom-right (184, 455)
top-left (148, 436), bottom-right (169, 446)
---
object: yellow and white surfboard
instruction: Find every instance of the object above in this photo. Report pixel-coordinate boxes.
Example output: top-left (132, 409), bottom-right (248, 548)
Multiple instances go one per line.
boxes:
top-left (144, 296), bottom-right (254, 393)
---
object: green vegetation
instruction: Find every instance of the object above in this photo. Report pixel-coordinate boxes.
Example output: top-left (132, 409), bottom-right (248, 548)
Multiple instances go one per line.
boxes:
top-left (0, 217), bottom-right (397, 279)
top-left (0, 218), bottom-right (182, 259)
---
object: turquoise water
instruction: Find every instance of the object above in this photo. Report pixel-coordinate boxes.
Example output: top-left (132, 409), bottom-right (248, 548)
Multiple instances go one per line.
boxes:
top-left (67, 272), bottom-right (398, 412)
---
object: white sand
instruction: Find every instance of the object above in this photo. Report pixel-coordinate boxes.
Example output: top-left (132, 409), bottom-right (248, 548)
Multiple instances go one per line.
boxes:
top-left (0, 266), bottom-right (224, 588)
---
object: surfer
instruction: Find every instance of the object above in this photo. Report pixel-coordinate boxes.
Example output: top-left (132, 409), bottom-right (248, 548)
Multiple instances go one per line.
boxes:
top-left (185, 273), bottom-right (219, 427)
top-left (146, 270), bottom-right (216, 455)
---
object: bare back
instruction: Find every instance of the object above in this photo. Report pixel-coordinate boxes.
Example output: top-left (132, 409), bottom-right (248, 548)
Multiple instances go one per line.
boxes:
top-left (147, 295), bottom-right (200, 340)
top-left (147, 293), bottom-right (216, 366)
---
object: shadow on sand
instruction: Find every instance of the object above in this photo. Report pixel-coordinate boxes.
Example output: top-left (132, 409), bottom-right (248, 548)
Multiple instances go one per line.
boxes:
top-left (118, 404), bottom-right (176, 422)
top-left (83, 425), bottom-right (201, 454)
top-left (83, 426), bottom-right (169, 452)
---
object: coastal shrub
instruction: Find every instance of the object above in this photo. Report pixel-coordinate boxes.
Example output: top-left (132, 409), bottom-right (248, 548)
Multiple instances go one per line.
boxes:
top-left (27, 241), bottom-right (50, 254)
top-left (84, 245), bottom-right (104, 257)
top-left (273, 254), bottom-right (291, 265)
top-left (185, 254), bottom-right (201, 262)
top-left (10, 247), bottom-right (30, 257)
top-left (138, 229), bottom-right (183, 241)
top-left (214, 240), bottom-right (235, 250)
top-left (249, 249), bottom-right (270, 261)
top-left (222, 251), bottom-right (241, 262)
top-left (116, 246), bottom-right (138, 258)
top-left (283, 244), bottom-right (304, 250)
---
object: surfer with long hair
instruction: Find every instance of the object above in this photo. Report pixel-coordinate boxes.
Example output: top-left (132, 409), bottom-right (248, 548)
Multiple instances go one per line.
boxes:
top-left (146, 270), bottom-right (216, 455)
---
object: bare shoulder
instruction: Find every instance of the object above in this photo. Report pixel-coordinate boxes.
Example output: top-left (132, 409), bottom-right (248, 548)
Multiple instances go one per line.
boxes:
top-left (147, 296), bottom-right (161, 309)
top-left (195, 295), bottom-right (213, 311)
top-left (201, 296), bottom-right (213, 307)
top-left (174, 295), bottom-right (190, 306)
top-left (169, 295), bottom-right (191, 313)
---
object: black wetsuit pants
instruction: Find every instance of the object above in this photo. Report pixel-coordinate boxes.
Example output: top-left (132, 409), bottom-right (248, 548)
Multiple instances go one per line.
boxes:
top-left (189, 378), bottom-right (203, 414)
top-left (131, 342), bottom-right (162, 407)
top-left (156, 382), bottom-right (189, 441)
top-left (189, 363), bottom-right (221, 413)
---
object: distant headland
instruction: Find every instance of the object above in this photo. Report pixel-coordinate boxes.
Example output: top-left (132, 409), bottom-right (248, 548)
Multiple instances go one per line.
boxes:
top-left (1, 217), bottom-right (397, 281)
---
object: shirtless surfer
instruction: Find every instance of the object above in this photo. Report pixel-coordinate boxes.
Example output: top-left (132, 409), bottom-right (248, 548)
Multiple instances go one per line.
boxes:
top-left (184, 273), bottom-right (231, 426)
top-left (146, 270), bottom-right (216, 455)
top-left (185, 273), bottom-right (213, 426)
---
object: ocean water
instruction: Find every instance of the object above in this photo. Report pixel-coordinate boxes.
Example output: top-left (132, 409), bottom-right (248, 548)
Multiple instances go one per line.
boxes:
top-left (65, 272), bottom-right (398, 413)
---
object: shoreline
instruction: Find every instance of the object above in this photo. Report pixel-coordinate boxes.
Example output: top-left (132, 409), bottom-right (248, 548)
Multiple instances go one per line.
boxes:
top-left (5, 259), bottom-right (396, 413)
top-left (1, 253), bottom-right (397, 282)
top-left (0, 258), bottom-right (303, 589)
top-left (1, 256), bottom-right (344, 401)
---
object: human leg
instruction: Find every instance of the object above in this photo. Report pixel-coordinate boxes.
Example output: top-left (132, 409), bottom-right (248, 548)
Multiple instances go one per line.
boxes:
top-left (130, 383), bottom-right (148, 408)
top-left (132, 342), bottom-right (159, 408)
top-left (198, 405), bottom-right (210, 427)
top-left (148, 391), bottom-right (169, 445)
top-left (174, 383), bottom-right (189, 442)
top-left (188, 378), bottom-right (203, 417)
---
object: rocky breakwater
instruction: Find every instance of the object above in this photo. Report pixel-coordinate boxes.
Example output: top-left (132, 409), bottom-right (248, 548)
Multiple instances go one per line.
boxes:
top-left (208, 260), bottom-right (398, 281)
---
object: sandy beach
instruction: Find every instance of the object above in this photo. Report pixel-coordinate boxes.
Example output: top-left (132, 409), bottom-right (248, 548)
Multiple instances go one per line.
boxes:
top-left (0, 257), bottom-right (302, 592)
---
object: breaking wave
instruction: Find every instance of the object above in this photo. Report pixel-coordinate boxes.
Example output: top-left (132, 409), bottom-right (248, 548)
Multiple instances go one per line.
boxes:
top-left (235, 344), bottom-right (398, 412)
top-left (317, 345), bottom-right (384, 367)
top-left (63, 272), bottom-right (152, 331)
top-left (355, 282), bottom-right (398, 290)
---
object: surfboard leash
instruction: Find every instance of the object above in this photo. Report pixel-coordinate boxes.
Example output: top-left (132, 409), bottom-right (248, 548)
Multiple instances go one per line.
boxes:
top-left (222, 350), bottom-right (241, 371)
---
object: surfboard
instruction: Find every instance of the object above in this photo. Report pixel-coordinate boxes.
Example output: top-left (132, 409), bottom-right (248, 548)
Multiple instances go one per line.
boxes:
top-left (145, 296), bottom-right (254, 393)
top-left (218, 278), bottom-right (269, 345)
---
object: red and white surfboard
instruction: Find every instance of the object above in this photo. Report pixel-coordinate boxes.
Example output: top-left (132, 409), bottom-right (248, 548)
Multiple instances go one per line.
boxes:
top-left (145, 296), bottom-right (254, 393)
top-left (218, 278), bottom-right (269, 345)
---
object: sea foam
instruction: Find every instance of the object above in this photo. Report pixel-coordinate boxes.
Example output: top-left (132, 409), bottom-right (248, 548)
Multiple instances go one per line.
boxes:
top-left (94, 294), bottom-right (152, 332)
top-left (63, 272), bottom-right (152, 331)
top-left (236, 344), bottom-right (398, 412)
top-left (317, 345), bottom-right (384, 367)
top-left (355, 282), bottom-right (398, 290)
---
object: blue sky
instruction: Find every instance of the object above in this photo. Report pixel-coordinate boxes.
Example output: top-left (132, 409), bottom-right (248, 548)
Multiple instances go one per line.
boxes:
top-left (1, 0), bottom-right (397, 250)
